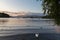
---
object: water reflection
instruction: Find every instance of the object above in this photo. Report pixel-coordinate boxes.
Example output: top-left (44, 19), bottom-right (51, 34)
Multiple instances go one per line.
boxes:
top-left (55, 26), bottom-right (60, 33)
top-left (0, 18), bottom-right (55, 27)
top-left (0, 18), bottom-right (8, 24)
top-left (0, 18), bottom-right (27, 26)
top-left (0, 18), bottom-right (60, 40)
top-left (0, 18), bottom-right (60, 32)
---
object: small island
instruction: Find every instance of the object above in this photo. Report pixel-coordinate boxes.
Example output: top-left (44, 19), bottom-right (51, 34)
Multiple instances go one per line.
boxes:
top-left (0, 12), bottom-right (10, 18)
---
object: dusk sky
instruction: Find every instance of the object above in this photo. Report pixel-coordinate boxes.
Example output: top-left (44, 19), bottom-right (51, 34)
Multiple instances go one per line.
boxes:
top-left (0, 0), bottom-right (43, 13)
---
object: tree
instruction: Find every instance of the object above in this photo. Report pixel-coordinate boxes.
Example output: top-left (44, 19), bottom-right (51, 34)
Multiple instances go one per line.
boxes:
top-left (0, 12), bottom-right (10, 18)
top-left (43, 0), bottom-right (60, 25)
top-left (37, 0), bottom-right (60, 25)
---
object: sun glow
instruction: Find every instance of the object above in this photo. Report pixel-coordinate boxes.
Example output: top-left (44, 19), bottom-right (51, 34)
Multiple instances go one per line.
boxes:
top-left (0, 2), bottom-right (6, 10)
top-left (0, 2), bottom-right (16, 12)
top-left (0, 2), bottom-right (28, 13)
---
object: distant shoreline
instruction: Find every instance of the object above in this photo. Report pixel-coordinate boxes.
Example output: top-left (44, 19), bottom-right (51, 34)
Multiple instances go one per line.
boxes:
top-left (0, 12), bottom-right (10, 18)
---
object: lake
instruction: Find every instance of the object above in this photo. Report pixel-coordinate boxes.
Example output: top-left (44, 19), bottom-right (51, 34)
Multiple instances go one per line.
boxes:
top-left (0, 18), bottom-right (55, 31)
top-left (0, 18), bottom-right (55, 29)
top-left (0, 18), bottom-right (60, 40)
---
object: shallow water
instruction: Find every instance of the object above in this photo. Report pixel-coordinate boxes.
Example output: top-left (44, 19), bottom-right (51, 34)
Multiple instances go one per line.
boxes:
top-left (0, 33), bottom-right (60, 40)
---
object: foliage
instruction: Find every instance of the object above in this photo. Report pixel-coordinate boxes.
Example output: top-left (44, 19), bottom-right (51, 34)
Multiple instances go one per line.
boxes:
top-left (37, 0), bottom-right (60, 25)
top-left (0, 12), bottom-right (10, 18)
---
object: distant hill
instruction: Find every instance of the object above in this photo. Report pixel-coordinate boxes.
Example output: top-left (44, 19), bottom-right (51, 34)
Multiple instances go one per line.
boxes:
top-left (0, 12), bottom-right (10, 18)
top-left (25, 12), bottom-right (46, 16)
top-left (0, 11), bottom-right (46, 18)
top-left (11, 12), bottom-right (46, 18)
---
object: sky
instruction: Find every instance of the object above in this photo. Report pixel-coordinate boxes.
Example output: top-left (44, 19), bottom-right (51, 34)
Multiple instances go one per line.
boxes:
top-left (0, 0), bottom-right (43, 13)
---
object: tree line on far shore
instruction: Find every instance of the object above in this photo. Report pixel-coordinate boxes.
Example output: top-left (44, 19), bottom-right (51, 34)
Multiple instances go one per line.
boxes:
top-left (0, 12), bottom-right (10, 18)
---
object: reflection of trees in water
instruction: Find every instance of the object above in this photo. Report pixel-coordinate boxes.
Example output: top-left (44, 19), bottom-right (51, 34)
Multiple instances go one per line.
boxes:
top-left (54, 19), bottom-right (60, 26)
top-left (0, 19), bottom-right (8, 24)
top-left (3, 18), bottom-right (28, 26)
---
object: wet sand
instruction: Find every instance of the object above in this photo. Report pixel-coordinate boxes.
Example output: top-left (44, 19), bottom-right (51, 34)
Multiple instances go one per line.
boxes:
top-left (0, 33), bottom-right (60, 40)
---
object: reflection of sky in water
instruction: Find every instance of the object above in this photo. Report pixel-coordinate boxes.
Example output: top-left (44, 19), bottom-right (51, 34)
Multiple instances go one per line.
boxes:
top-left (0, 19), bottom-right (8, 24)
top-left (0, 18), bottom-right (56, 29)
top-left (0, 18), bottom-right (60, 35)
top-left (5, 18), bottom-right (28, 26)
top-left (0, 18), bottom-right (54, 27)
top-left (0, 18), bottom-right (29, 26)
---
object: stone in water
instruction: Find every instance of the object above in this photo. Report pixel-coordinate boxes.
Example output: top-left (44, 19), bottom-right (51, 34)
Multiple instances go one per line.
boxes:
top-left (35, 34), bottom-right (39, 37)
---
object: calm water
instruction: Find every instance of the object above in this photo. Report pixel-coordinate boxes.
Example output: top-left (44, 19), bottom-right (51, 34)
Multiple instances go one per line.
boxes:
top-left (0, 18), bottom-right (60, 32)
top-left (0, 18), bottom-right (60, 40)
top-left (0, 18), bottom-right (55, 29)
